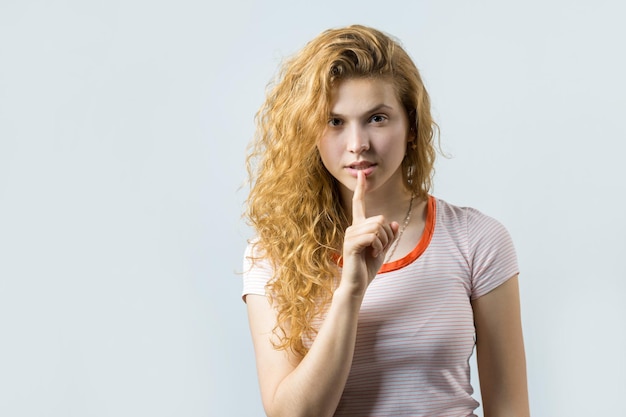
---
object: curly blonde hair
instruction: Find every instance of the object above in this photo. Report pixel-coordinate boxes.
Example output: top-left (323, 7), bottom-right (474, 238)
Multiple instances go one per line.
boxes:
top-left (246, 25), bottom-right (438, 357)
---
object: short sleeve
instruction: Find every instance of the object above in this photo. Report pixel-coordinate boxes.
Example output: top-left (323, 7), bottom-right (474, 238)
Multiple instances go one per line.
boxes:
top-left (466, 209), bottom-right (519, 300)
top-left (242, 241), bottom-right (274, 302)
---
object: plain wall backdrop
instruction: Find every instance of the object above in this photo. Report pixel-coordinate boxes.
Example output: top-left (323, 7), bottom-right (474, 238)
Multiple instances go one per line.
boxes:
top-left (1, 0), bottom-right (625, 416)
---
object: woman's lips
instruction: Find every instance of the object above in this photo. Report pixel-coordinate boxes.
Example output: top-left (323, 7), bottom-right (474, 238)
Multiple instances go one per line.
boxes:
top-left (346, 162), bottom-right (376, 177)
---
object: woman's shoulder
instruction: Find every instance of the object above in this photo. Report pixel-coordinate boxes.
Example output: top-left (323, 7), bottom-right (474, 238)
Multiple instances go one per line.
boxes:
top-left (242, 238), bottom-right (274, 301)
top-left (243, 238), bottom-right (272, 271)
top-left (432, 197), bottom-right (512, 241)
top-left (431, 197), bottom-right (518, 297)
top-left (433, 196), bottom-right (496, 224)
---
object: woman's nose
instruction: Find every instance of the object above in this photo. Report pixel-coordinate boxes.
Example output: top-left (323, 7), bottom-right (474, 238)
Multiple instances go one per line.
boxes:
top-left (347, 126), bottom-right (369, 154)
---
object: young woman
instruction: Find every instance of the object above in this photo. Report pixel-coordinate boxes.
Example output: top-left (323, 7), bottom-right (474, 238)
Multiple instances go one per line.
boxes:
top-left (243, 25), bottom-right (529, 417)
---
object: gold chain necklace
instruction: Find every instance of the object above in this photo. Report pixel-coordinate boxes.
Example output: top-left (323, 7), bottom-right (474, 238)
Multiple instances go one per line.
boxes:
top-left (384, 194), bottom-right (415, 264)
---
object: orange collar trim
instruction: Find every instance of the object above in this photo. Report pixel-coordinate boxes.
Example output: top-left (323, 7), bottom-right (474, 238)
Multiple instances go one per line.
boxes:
top-left (377, 195), bottom-right (436, 273)
top-left (334, 195), bottom-right (436, 273)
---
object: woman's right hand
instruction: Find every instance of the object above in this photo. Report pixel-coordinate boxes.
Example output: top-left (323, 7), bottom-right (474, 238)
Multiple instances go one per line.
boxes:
top-left (339, 171), bottom-right (399, 297)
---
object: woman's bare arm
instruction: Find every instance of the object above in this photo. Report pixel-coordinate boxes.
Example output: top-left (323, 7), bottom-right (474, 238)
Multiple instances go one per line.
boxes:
top-left (246, 171), bottom-right (398, 417)
top-left (472, 275), bottom-right (530, 417)
top-left (247, 287), bottom-right (362, 417)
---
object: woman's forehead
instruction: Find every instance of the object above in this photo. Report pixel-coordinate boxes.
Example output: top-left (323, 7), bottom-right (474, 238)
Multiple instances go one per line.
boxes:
top-left (328, 78), bottom-right (401, 114)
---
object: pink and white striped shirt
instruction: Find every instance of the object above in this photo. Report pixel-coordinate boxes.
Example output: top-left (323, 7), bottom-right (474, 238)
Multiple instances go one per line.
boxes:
top-left (243, 197), bottom-right (519, 416)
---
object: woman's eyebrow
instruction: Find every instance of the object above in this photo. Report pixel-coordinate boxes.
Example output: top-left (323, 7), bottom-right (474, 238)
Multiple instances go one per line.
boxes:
top-left (329, 104), bottom-right (394, 118)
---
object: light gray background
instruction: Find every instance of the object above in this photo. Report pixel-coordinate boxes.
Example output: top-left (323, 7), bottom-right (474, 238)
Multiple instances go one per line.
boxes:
top-left (1, 0), bottom-right (624, 416)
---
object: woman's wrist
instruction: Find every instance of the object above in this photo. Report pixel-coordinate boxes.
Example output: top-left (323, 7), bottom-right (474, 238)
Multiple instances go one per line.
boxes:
top-left (332, 282), bottom-right (367, 307)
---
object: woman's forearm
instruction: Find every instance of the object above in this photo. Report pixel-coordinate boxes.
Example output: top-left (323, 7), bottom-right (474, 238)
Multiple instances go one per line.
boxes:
top-left (266, 288), bottom-right (363, 417)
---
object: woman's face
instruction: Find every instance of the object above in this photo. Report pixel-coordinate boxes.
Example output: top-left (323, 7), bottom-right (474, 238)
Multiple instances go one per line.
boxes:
top-left (318, 77), bottom-right (410, 200)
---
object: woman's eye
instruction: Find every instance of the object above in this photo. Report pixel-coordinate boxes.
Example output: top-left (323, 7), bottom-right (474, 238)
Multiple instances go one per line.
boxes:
top-left (328, 118), bottom-right (343, 126)
top-left (370, 115), bottom-right (387, 123)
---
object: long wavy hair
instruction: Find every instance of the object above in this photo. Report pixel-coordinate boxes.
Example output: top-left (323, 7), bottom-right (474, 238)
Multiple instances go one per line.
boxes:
top-left (246, 25), bottom-right (438, 357)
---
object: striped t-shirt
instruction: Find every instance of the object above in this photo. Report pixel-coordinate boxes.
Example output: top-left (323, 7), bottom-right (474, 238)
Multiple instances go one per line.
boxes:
top-left (242, 197), bottom-right (519, 417)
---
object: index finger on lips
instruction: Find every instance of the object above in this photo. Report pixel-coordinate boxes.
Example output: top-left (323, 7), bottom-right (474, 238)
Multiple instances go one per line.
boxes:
top-left (352, 170), bottom-right (366, 224)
